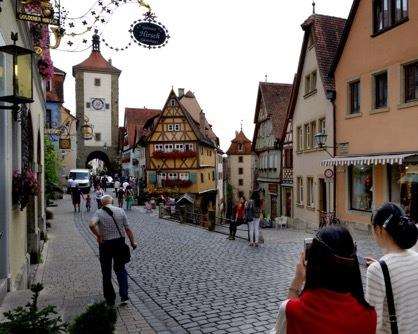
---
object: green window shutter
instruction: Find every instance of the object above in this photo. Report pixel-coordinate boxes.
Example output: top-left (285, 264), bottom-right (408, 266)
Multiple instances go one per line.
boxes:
top-left (190, 172), bottom-right (197, 184)
top-left (148, 171), bottom-right (157, 185)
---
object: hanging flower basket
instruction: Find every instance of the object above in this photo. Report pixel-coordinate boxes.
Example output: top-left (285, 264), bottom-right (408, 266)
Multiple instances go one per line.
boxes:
top-left (153, 150), bottom-right (197, 159)
top-left (13, 169), bottom-right (39, 210)
top-left (162, 179), bottom-right (193, 189)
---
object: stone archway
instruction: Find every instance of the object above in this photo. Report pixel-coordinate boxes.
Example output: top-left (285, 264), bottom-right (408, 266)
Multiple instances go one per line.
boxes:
top-left (85, 150), bottom-right (111, 173)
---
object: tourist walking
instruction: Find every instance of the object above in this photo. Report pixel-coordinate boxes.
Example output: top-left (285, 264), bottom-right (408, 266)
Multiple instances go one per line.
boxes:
top-left (273, 225), bottom-right (376, 334)
top-left (114, 178), bottom-right (121, 195)
top-left (101, 176), bottom-right (107, 192)
top-left (71, 185), bottom-right (84, 212)
top-left (89, 195), bottom-right (137, 307)
top-left (117, 187), bottom-right (125, 208)
top-left (246, 193), bottom-right (261, 247)
top-left (229, 196), bottom-right (245, 241)
top-left (85, 193), bottom-right (91, 212)
top-left (366, 203), bottom-right (418, 334)
top-left (94, 186), bottom-right (104, 209)
top-left (125, 186), bottom-right (134, 211)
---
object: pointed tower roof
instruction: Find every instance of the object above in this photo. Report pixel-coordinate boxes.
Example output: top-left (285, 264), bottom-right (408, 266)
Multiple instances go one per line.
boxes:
top-left (72, 32), bottom-right (121, 76)
top-left (226, 130), bottom-right (252, 155)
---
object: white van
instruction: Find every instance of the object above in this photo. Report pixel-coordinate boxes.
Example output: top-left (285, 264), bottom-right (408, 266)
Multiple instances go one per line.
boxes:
top-left (68, 169), bottom-right (91, 193)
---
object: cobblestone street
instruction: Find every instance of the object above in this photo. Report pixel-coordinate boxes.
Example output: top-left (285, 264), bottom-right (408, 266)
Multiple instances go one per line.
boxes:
top-left (75, 197), bottom-right (381, 334)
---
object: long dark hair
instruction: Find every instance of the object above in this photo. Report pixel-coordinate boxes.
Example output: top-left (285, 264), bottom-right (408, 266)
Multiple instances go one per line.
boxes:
top-left (372, 202), bottom-right (418, 250)
top-left (304, 226), bottom-right (371, 308)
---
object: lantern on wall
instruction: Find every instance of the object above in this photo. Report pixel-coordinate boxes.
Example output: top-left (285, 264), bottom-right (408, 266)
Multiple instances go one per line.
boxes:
top-left (0, 33), bottom-right (34, 107)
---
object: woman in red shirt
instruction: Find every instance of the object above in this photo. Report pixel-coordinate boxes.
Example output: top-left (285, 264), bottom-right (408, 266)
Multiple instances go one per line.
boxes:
top-left (273, 225), bottom-right (376, 334)
top-left (229, 196), bottom-right (245, 240)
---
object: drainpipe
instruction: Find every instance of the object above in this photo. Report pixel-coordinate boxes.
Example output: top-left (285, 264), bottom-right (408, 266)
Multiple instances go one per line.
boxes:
top-left (326, 89), bottom-right (337, 213)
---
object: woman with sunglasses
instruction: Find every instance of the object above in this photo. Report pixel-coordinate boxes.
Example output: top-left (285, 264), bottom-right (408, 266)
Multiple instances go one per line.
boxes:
top-left (366, 203), bottom-right (418, 334)
top-left (273, 225), bottom-right (376, 334)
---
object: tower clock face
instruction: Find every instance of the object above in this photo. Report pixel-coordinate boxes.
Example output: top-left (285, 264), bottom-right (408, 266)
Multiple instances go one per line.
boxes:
top-left (91, 98), bottom-right (105, 110)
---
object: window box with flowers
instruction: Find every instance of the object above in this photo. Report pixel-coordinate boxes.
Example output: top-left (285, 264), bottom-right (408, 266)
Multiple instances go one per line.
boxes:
top-left (153, 150), bottom-right (198, 159)
top-left (13, 169), bottom-right (39, 210)
top-left (162, 179), bottom-right (193, 188)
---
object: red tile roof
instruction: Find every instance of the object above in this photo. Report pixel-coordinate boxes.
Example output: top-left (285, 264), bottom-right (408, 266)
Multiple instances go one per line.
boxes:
top-left (226, 130), bottom-right (252, 155)
top-left (124, 108), bottom-right (161, 147)
top-left (302, 14), bottom-right (346, 92)
top-left (262, 82), bottom-right (293, 138)
top-left (72, 50), bottom-right (121, 76)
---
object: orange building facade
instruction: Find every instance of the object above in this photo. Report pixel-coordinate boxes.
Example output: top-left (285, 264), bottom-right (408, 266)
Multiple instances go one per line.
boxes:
top-left (325, 0), bottom-right (418, 227)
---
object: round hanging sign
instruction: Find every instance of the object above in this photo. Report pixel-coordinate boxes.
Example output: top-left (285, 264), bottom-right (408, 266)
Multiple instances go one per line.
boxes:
top-left (130, 13), bottom-right (170, 49)
top-left (324, 168), bottom-right (334, 179)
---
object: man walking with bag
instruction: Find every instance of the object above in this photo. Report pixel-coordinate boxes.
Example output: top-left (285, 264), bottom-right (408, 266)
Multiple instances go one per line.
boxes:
top-left (89, 195), bottom-right (137, 307)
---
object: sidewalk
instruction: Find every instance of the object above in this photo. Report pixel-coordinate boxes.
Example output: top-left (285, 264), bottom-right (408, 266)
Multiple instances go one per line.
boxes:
top-left (0, 196), bottom-right (155, 334)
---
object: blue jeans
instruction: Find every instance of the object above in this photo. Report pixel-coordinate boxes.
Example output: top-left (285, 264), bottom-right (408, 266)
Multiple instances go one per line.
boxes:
top-left (99, 238), bottom-right (128, 304)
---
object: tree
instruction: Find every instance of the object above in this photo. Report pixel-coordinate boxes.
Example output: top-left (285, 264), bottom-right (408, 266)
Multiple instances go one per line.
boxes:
top-left (44, 136), bottom-right (61, 202)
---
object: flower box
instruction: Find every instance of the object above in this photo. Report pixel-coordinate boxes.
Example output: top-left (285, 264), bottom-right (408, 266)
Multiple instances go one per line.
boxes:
top-left (13, 169), bottom-right (39, 210)
top-left (162, 179), bottom-right (193, 188)
top-left (153, 150), bottom-right (197, 159)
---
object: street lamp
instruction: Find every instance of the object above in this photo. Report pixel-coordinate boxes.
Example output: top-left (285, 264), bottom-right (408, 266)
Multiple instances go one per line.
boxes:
top-left (314, 131), bottom-right (334, 157)
top-left (0, 32), bottom-right (34, 119)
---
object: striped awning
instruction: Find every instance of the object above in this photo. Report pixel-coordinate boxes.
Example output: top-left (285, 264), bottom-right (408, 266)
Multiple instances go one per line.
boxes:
top-left (321, 153), bottom-right (417, 167)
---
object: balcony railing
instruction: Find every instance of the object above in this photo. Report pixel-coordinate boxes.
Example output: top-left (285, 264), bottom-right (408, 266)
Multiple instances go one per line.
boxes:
top-left (152, 150), bottom-right (197, 159)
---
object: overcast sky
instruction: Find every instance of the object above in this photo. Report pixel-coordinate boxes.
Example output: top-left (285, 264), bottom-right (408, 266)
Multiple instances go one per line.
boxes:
top-left (51, 0), bottom-right (352, 151)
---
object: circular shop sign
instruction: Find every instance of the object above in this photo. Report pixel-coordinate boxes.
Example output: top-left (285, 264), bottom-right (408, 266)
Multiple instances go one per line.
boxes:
top-left (324, 168), bottom-right (334, 179)
top-left (130, 20), bottom-right (170, 48)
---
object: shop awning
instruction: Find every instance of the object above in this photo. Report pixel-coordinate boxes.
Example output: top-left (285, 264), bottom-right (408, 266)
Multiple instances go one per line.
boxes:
top-left (321, 153), bottom-right (418, 167)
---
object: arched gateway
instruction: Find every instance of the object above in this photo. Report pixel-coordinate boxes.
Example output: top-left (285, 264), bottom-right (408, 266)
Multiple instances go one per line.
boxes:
top-left (73, 33), bottom-right (121, 171)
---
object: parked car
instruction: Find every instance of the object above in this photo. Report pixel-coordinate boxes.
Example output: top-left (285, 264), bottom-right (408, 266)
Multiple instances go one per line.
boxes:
top-left (68, 169), bottom-right (91, 194)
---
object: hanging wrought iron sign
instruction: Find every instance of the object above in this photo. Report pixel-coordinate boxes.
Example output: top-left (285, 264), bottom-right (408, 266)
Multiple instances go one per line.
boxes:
top-left (16, 0), bottom-right (61, 26)
top-left (130, 12), bottom-right (170, 49)
top-left (59, 138), bottom-right (71, 149)
top-left (81, 124), bottom-right (93, 140)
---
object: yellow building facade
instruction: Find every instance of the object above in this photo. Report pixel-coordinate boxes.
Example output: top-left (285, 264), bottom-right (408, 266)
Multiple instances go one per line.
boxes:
top-left (146, 90), bottom-right (218, 208)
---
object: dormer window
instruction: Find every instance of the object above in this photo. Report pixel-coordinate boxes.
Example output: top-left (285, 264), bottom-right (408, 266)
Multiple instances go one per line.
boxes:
top-left (238, 143), bottom-right (243, 152)
top-left (373, 0), bottom-right (408, 35)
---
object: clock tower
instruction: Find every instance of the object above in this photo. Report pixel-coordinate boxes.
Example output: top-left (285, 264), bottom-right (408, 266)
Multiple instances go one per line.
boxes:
top-left (73, 32), bottom-right (121, 170)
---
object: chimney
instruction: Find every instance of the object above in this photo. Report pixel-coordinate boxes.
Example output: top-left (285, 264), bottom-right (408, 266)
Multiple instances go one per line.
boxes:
top-left (178, 88), bottom-right (185, 98)
top-left (199, 111), bottom-right (206, 135)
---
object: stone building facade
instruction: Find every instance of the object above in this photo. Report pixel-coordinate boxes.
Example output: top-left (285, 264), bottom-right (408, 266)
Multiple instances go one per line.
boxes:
top-left (73, 33), bottom-right (120, 171)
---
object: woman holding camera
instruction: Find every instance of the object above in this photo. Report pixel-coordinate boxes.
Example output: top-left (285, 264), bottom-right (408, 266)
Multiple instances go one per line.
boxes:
top-left (273, 225), bottom-right (376, 334)
top-left (366, 203), bottom-right (418, 334)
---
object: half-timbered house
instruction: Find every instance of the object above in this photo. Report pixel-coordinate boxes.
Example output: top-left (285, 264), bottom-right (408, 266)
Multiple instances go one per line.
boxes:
top-left (146, 89), bottom-right (219, 211)
top-left (252, 82), bottom-right (293, 221)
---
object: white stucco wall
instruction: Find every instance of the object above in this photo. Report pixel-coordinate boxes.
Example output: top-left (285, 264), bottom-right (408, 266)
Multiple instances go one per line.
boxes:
top-left (0, 0), bottom-right (45, 292)
top-left (83, 72), bottom-right (112, 147)
top-left (292, 43), bottom-right (335, 227)
top-left (228, 154), bottom-right (253, 200)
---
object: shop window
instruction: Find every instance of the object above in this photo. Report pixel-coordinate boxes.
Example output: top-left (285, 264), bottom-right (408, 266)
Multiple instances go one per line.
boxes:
top-left (388, 164), bottom-right (418, 220)
top-left (404, 62), bottom-right (418, 102)
top-left (307, 177), bottom-right (315, 207)
top-left (349, 165), bottom-right (373, 211)
top-left (374, 72), bottom-right (388, 109)
top-left (349, 80), bottom-right (361, 114)
top-left (297, 177), bottom-right (304, 205)
top-left (373, 0), bottom-right (408, 34)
